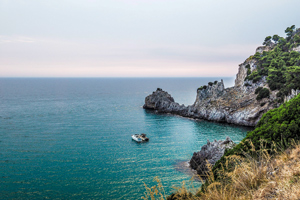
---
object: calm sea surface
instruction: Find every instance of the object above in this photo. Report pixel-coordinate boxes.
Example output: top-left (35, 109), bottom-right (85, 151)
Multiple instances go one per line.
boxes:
top-left (0, 78), bottom-right (252, 199)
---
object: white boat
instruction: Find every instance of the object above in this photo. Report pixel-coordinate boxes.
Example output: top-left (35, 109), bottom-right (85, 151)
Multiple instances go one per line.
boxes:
top-left (131, 133), bottom-right (149, 143)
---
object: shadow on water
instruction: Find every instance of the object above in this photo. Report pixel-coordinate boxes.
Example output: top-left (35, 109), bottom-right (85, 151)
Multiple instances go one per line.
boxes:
top-left (172, 160), bottom-right (202, 182)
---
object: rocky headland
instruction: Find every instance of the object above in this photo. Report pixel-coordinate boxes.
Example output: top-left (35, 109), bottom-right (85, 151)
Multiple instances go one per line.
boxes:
top-left (143, 45), bottom-right (300, 127)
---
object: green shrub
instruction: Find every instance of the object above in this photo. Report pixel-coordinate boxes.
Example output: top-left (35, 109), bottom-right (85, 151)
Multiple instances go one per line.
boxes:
top-left (253, 75), bottom-right (262, 83)
top-left (255, 87), bottom-right (263, 94)
top-left (247, 68), bottom-right (251, 75)
top-left (198, 85), bottom-right (208, 91)
top-left (244, 83), bottom-right (251, 87)
top-left (197, 86), bottom-right (203, 91)
top-left (208, 82), bottom-right (213, 86)
top-left (276, 91), bottom-right (283, 97)
top-left (253, 52), bottom-right (261, 59)
top-left (260, 102), bottom-right (266, 106)
top-left (214, 81), bottom-right (218, 85)
top-left (256, 88), bottom-right (270, 100)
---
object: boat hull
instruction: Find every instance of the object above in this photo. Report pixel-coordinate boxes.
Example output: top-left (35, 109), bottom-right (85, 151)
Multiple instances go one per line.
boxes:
top-left (131, 134), bottom-right (149, 143)
top-left (132, 135), bottom-right (142, 142)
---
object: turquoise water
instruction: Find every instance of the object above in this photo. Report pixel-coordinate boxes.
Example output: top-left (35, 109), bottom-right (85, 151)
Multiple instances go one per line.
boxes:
top-left (0, 78), bottom-right (252, 199)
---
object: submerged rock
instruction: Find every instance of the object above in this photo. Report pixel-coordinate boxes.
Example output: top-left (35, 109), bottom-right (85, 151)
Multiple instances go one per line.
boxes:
top-left (189, 137), bottom-right (235, 176)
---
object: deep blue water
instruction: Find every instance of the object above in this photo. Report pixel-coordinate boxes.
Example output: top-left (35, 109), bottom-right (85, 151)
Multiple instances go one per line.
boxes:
top-left (0, 78), bottom-right (252, 199)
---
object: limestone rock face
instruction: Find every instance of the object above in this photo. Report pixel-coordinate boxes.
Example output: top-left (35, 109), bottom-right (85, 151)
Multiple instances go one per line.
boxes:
top-left (285, 89), bottom-right (300, 102)
top-left (143, 77), bottom-right (275, 126)
top-left (255, 46), bottom-right (271, 54)
top-left (143, 88), bottom-right (174, 110)
top-left (143, 88), bottom-right (186, 114)
top-left (234, 60), bottom-right (257, 88)
top-left (293, 46), bottom-right (300, 53)
top-left (235, 63), bottom-right (248, 88)
top-left (196, 81), bottom-right (225, 102)
top-left (189, 137), bottom-right (235, 176)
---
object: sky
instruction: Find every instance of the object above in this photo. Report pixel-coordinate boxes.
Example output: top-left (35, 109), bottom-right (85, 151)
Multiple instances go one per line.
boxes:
top-left (1, 0), bottom-right (300, 77)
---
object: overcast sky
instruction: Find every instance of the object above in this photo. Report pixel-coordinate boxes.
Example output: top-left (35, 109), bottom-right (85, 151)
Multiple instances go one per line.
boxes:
top-left (1, 0), bottom-right (300, 77)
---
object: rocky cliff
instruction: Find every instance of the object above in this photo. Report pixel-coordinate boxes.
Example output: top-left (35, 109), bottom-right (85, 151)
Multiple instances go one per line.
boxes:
top-left (189, 137), bottom-right (235, 176)
top-left (143, 27), bottom-right (300, 126)
top-left (143, 51), bottom-right (278, 126)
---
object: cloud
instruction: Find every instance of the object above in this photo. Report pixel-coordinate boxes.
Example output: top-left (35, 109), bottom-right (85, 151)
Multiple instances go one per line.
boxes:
top-left (0, 35), bottom-right (35, 43)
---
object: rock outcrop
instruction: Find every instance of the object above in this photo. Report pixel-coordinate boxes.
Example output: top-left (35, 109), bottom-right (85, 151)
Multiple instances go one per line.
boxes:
top-left (284, 89), bottom-right (300, 102)
top-left (189, 137), bottom-right (235, 176)
top-left (143, 88), bottom-right (186, 114)
top-left (255, 46), bottom-right (272, 54)
top-left (293, 46), bottom-right (300, 53)
top-left (235, 59), bottom-right (256, 87)
top-left (143, 76), bottom-right (275, 126)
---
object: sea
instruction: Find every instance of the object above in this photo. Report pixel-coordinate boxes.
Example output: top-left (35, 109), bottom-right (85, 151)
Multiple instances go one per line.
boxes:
top-left (0, 78), bottom-right (252, 200)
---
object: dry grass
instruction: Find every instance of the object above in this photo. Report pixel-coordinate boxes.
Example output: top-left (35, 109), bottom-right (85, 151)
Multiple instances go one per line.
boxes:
top-left (142, 176), bottom-right (166, 200)
top-left (142, 141), bottom-right (300, 200)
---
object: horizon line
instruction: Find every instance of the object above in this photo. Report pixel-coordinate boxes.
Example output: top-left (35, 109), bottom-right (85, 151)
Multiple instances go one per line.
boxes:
top-left (0, 76), bottom-right (236, 78)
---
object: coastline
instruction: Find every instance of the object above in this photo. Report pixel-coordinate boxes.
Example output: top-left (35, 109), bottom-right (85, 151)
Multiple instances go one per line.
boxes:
top-left (173, 160), bottom-right (201, 182)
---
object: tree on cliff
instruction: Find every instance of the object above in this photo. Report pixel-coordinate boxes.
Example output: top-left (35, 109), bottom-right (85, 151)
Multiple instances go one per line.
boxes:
top-left (272, 34), bottom-right (280, 43)
top-left (263, 36), bottom-right (272, 46)
top-left (285, 25), bottom-right (296, 41)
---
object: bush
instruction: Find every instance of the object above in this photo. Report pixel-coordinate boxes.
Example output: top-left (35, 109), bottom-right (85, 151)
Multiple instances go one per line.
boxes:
top-left (214, 81), bottom-right (218, 85)
top-left (255, 87), bottom-right (263, 94)
top-left (198, 85), bottom-right (207, 91)
top-left (197, 86), bottom-right (203, 91)
top-left (253, 75), bottom-right (262, 83)
top-left (208, 82), bottom-right (213, 86)
top-left (247, 71), bottom-right (259, 81)
top-left (247, 68), bottom-right (251, 75)
top-left (260, 102), bottom-right (266, 106)
top-left (244, 83), bottom-right (251, 87)
top-left (249, 92), bottom-right (300, 148)
top-left (276, 91), bottom-right (283, 97)
top-left (256, 88), bottom-right (270, 100)
top-left (253, 52), bottom-right (261, 59)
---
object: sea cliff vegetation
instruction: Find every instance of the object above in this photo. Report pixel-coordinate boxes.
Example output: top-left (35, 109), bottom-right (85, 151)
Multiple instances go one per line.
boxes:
top-left (244, 25), bottom-right (300, 104)
top-left (142, 25), bottom-right (300, 199)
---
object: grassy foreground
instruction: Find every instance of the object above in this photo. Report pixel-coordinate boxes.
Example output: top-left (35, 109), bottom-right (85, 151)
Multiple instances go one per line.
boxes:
top-left (142, 141), bottom-right (300, 200)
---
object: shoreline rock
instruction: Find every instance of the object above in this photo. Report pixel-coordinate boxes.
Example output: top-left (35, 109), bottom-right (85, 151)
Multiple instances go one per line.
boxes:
top-left (189, 137), bottom-right (235, 176)
top-left (143, 80), bottom-right (274, 126)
